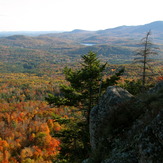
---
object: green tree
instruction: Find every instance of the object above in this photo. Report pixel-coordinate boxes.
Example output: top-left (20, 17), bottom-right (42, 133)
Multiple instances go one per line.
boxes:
top-left (46, 51), bottom-right (124, 123)
top-left (46, 51), bottom-right (124, 162)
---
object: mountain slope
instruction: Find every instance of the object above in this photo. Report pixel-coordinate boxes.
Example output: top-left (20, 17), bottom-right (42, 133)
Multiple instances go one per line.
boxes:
top-left (83, 21), bottom-right (163, 45)
top-left (0, 21), bottom-right (162, 73)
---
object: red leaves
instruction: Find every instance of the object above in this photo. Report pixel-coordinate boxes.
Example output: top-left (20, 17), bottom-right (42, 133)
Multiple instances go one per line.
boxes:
top-left (157, 76), bottom-right (163, 81)
top-left (0, 73), bottom-right (66, 162)
top-left (0, 101), bottom-right (62, 162)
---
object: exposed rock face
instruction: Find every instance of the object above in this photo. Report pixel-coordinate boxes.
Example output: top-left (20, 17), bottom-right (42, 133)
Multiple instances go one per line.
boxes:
top-left (87, 82), bottom-right (163, 163)
top-left (101, 111), bottom-right (163, 163)
top-left (138, 110), bottom-right (163, 163)
top-left (148, 81), bottom-right (163, 93)
top-left (90, 86), bottom-right (133, 151)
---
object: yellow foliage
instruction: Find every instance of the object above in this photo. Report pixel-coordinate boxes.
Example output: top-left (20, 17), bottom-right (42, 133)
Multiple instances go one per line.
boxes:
top-left (20, 147), bottom-right (33, 159)
top-left (53, 122), bottom-right (61, 131)
top-left (0, 140), bottom-right (9, 150)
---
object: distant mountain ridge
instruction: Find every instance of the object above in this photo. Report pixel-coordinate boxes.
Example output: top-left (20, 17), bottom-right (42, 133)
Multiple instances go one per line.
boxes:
top-left (0, 21), bottom-right (163, 68)
top-left (41, 21), bottom-right (163, 45)
top-left (0, 21), bottom-right (163, 37)
top-left (77, 21), bottom-right (163, 44)
top-left (99, 21), bottom-right (163, 34)
top-left (1, 21), bottom-right (163, 43)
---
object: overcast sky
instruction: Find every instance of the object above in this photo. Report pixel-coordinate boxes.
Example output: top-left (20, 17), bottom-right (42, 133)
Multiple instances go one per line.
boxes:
top-left (0, 0), bottom-right (162, 31)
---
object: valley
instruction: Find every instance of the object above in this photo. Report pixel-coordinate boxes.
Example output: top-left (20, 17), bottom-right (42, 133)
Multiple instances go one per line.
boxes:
top-left (0, 21), bottom-right (163, 74)
top-left (0, 21), bottom-right (163, 162)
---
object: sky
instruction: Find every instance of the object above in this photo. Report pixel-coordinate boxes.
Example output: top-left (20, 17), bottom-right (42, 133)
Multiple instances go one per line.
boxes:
top-left (0, 0), bottom-right (163, 31)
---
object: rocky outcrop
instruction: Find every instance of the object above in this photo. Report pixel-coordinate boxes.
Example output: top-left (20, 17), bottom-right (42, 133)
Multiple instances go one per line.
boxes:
top-left (101, 110), bottom-right (163, 163)
top-left (148, 81), bottom-right (163, 93)
top-left (138, 111), bottom-right (163, 163)
top-left (86, 82), bottom-right (163, 163)
top-left (90, 86), bottom-right (133, 151)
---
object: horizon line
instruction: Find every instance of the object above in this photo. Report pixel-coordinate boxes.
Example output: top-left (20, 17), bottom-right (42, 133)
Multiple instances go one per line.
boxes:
top-left (0, 20), bottom-right (162, 33)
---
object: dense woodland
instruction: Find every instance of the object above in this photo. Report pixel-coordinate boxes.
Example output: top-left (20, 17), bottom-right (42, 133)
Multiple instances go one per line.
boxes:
top-left (0, 22), bottom-right (163, 162)
top-left (0, 58), bottom-right (162, 162)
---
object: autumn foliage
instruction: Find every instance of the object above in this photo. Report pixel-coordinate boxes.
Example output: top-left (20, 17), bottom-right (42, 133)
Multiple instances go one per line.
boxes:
top-left (0, 61), bottom-right (162, 162)
top-left (0, 73), bottom-right (64, 163)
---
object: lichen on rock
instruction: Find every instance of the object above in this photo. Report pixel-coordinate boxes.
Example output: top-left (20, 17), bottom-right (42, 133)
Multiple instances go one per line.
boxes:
top-left (87, 82), bottom-right (163, 163)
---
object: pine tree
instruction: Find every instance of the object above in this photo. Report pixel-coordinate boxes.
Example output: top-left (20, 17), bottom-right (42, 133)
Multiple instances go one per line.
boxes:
top-left (46, 51), bottom-right (124, 161)
top-left (46, 51), bottom-right (124, 123)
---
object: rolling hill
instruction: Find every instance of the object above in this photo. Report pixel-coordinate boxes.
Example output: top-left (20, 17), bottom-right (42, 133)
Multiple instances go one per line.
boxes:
top-left (0, 21), bottom-right (163, 73)
top-left (42, 21), bottom-right (163, 45)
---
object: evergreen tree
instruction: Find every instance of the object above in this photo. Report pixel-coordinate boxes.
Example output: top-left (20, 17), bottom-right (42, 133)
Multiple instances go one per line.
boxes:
top-left (46, 51), bottom-right (124, 162)
top-left (46, 51), bottom-right (124, 123)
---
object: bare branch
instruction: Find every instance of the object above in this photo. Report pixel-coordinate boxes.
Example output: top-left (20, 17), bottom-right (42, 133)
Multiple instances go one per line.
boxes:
top-left (134, 30), bottom-right (159, 89)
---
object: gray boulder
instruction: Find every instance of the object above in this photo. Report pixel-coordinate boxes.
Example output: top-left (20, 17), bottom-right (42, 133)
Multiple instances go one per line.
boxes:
top-left (88, 83), bottom-right (163, 163)
top-left (148, 81), bottom-right (163, 93)
top-left (90, 86), bottom-right (133, 151)
top-left (138, 110), bottom-right (163, 163)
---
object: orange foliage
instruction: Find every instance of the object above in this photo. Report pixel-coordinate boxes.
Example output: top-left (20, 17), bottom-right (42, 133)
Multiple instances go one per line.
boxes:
top-left (53, 122), bottom-right (62, 131)
top-left (0, 100), bottom-right (62, 162)
top-left (0, 72), bottom-right (72, 162)
top-left (157, 76), bottom-right (163, 81)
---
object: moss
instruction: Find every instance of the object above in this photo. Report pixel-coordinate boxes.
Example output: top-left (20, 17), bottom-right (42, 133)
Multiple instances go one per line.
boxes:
top-left (90, 84), bottom-right (163, 162)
